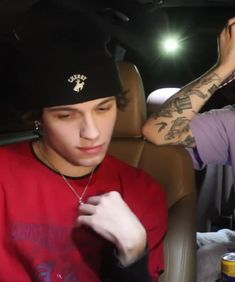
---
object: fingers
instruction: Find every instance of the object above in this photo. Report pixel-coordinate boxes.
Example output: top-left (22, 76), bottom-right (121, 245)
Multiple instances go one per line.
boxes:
top-left (77, 191), bottom-right (123, 230)
top-left (78, 192), bottom-right (122, 217)
top-left (86, 191), bottom-right (121, 205)
top-left (218, 17), bottom-right (235, 72)
top-left (77, 214), bottom-right (96, 230)
top-left (86, 195), bottom-right (102, 205)
top-left (223, 17), bottom-right (235, 37)
top-left (79, 203), bottom-right (96, 215)
top-left (77, 203), bottom-right (95, 228)
top-left (227, 17), bottom-right (235, 27)
top-left (227, 23), bottom-right (235, 37)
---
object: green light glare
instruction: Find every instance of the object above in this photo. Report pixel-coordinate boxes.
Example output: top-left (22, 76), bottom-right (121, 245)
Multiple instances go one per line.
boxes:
top-left (161, 36), bottom-right (181, 54)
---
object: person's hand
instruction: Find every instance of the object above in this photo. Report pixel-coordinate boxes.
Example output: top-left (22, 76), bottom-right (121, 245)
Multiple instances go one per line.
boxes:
top-left (218, 17), bottom-right (235, 73)
top-left (77, 191), bottom-right (147, 266)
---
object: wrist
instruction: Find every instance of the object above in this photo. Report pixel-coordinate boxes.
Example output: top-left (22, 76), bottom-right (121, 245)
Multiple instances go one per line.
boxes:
top-left (115, 227), bottom-right (147, 266)
top-left (213, 64), bottom-right (235, 82)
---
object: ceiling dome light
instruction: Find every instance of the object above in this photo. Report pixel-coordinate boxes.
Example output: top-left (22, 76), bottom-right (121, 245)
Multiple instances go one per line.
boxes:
top-left (161, 36), bottom-right (180, 54)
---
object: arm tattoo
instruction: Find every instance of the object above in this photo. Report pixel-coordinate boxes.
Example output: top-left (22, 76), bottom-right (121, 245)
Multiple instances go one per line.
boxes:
top-left (152, 108), bottom-right (173, 119)
top-left (208, 84), bottom-right (219, 95)
top-left (188, 89), bottom-right (208, 99)
top-left (182, 135), bottom-right (195, 147)
top-left (196, 73), bottom-right (220, 88)
top-left (165, 117), bottom-right (189, 140)
top-left (173, 96), bottom-right (192, 114)
top-left (157, 87), bottom-right (208, 118)
top-left (155, 95), bottom-right (192, 118)
top-left (152, 73), bottom-right (220, 119)
top-left (155, 122), bottom-right (168, 132)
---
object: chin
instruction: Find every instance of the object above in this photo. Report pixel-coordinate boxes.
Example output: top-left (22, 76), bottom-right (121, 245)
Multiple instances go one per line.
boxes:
top-left (76, 154), bottom-right (106, 167)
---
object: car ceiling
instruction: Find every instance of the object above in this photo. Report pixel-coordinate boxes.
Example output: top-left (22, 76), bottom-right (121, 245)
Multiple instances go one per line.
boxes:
top-left (0, 0), bottom-right (235, 103)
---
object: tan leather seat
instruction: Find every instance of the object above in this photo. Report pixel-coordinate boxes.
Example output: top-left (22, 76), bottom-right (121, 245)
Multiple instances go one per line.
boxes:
top-left (108, 62), bottom-right (197, 282)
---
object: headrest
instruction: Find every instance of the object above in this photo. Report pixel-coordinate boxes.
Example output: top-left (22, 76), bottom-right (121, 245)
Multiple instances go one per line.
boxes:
top-left (113, 62), bottom-right (146, 138)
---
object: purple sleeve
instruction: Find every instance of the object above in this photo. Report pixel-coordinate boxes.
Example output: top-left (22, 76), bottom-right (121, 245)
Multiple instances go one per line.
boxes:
top-left (186, 147), bottom-right (204, 170)
top-left (188, 105), bottom-right (235, 169)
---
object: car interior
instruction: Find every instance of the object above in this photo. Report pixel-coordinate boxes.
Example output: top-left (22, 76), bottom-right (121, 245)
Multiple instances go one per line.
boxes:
top-left (1, 0), bottom-right (235, 281)
top-left (110, 62), bottom-right (197, 281)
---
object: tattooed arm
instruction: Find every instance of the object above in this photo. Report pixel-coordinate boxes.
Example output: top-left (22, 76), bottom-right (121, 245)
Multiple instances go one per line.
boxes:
top-left (143, 17), bottom-right (235, 147)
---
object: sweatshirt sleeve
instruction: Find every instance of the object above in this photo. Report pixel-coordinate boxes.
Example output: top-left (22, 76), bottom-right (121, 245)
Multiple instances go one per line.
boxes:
top-left (189, 105), bottom-right (235, 168)
top-left (104, 249), bottom-right (151, 282)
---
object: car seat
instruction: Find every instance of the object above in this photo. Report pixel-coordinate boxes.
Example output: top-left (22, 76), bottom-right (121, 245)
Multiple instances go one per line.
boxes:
top-left (108, 62), bottom-right (197, 282)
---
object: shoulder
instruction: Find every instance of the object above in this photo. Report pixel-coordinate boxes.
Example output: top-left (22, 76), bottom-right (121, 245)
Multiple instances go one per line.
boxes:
top-left (0, 141), bottom-right (30, 153)
top-left (104, 154), bottom-right (166, 196)
top-left (104, 154), bottom-right (167, 214)
top-left (0, 141), bottom-right (32, 163)
top-left (105, 154), bottom-right (150, 178)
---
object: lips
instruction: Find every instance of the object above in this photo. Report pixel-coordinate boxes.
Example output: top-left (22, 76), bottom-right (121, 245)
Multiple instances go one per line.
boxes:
top-left (78, 144), bottom-right (104, 154)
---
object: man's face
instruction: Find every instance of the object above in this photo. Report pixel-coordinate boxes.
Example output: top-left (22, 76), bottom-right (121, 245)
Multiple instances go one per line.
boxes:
top-left (41, 96), bottom-right (117, 168)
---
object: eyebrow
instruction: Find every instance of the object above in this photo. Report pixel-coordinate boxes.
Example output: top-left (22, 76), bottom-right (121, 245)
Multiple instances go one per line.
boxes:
top-left (47, 97), bottom-right (116, 112)
top-left (98, 97), bottom-right (116, 106)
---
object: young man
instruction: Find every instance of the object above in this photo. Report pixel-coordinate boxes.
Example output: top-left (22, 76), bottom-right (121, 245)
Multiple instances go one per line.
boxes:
top-left (0, 25), bottom-right (167, 281)
top-left (143, 17), bottom-right (235, 282)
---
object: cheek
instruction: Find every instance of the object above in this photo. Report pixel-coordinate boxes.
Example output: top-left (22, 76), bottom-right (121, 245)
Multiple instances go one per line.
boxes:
top-left (101, 113), bottom-right (116, 136)
top-left (43, 122), bottom-right (78, 144)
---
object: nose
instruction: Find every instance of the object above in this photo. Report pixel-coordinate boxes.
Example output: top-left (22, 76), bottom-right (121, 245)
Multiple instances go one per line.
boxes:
top-left (80, 114), bottom-right (100, 140)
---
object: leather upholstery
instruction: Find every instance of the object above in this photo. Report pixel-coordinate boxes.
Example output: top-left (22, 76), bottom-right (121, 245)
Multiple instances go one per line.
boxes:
top-left (114, 63), bottom-right (146, 137)
top-left (108, 62), bottom-right (197, 282)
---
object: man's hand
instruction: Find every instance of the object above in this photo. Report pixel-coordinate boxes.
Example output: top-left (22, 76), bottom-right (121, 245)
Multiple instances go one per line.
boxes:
top-left (77, 191), bottom-right (147, 266)
top-left (218, 17), bottom-right (235, 75)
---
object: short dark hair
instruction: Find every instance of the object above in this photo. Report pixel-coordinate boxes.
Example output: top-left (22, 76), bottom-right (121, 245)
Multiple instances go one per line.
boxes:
top-left (116, 90), bottom-right (129, 111)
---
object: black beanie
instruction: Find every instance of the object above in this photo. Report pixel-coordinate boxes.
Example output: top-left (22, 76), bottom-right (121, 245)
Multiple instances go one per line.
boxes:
top-left (16, 6), bottom-right (123, 109)
top-left (17, 42), bottom-right (123, 109)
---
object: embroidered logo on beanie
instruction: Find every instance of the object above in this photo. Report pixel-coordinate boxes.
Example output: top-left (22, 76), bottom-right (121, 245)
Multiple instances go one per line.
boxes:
top-left (68, 74), bottom-right (87, 93)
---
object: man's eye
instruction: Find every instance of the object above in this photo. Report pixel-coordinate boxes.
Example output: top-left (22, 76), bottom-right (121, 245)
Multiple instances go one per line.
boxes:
top-left (98, 105), bottom-right (111, 112)
top-left (57, 113), bottom-right (71, 118)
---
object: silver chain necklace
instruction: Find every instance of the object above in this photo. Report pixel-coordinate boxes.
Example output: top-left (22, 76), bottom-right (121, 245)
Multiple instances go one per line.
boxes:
top-left (36, 140), bottom-right (95, 205)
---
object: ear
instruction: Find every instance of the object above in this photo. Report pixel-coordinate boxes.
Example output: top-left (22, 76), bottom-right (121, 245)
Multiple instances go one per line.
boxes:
top-left (34, 120), bottom-right (43, 137)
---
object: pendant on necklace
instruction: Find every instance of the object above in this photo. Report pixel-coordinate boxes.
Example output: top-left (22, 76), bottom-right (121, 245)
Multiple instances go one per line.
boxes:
top-left (79, 199), bottom-right (84, 205)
